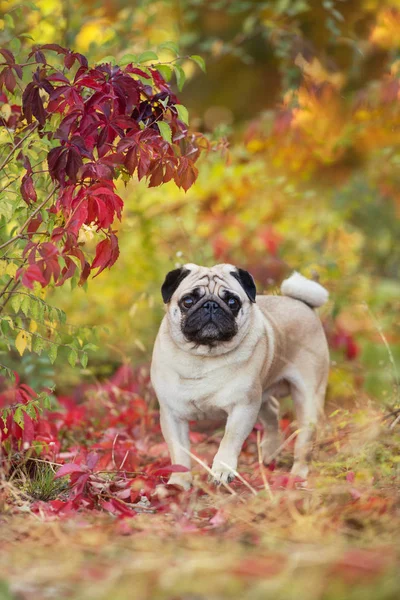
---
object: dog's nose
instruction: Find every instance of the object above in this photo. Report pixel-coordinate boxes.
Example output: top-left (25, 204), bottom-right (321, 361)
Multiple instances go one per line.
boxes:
top-left (203, 300), bottom-right (219, 314)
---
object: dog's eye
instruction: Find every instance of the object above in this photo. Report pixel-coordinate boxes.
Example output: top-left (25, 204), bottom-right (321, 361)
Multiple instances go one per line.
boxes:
top-left (181, 295), bottom-right (194, 309)
top-left (227, 297), bottom-right (239, 310)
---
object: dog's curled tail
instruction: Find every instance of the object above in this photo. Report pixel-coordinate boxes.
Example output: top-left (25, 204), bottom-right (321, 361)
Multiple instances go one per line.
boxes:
top-left (281, 271), bottom-right (329, 308)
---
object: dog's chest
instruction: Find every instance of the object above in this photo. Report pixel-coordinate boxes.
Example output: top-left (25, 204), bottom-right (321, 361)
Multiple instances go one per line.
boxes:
top-left (174, 370), bottom-right (229, 419)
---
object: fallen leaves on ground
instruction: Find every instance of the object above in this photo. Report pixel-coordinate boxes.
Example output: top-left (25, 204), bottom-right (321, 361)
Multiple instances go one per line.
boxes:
top-left (1, 366), bottom-right (400, 600)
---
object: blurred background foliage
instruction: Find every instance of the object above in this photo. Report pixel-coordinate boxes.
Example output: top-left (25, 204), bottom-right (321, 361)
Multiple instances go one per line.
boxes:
top-left (1, 0), bottom-right (399, 406)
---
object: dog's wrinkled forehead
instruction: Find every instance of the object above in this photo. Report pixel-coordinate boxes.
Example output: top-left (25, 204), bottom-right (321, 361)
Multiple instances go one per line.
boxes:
top-left (161, 263), bottom-right (257, 304)
top-left (178, 263), bottom-right (248, 298)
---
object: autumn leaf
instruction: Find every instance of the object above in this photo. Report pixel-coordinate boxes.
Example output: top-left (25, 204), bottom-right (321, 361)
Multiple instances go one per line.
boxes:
top-left (15, 330), bottom-right (30, 356)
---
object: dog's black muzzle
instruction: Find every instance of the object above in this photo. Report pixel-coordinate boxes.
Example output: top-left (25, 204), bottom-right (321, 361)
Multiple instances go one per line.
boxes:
top-left (182, 295), bottom-right (238, 346)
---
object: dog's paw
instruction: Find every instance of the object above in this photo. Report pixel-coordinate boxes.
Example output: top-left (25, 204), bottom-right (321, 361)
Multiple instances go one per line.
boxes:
top-left (209, 469), bottom-right (235, 486)
top-left (290, 462), bottom-right (309, 483)
top-left (261, 433), bottom-right (284, 465)
top-left (167, 472), bottom-right (193, 490)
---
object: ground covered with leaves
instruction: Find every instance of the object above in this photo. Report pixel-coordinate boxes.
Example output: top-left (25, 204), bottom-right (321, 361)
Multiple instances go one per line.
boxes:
top-left (1, 366), bottom-right (399, 600)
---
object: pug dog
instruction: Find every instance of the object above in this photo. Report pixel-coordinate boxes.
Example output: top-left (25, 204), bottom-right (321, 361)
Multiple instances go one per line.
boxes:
top-left (151, 264), bottom-right (329, 489)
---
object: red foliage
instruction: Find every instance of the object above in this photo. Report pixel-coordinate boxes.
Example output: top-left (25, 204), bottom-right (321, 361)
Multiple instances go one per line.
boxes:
top-left (330, 326), bottom-right (360, 360)
top-left (0, 364), bottom-right (308, 519)
top-left (0, 46), bottom-right (200, 290)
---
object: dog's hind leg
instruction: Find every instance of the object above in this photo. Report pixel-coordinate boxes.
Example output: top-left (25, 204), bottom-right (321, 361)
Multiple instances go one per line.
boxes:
top-left (289, 375), bottom-right (327, 480)
top-left (259, 394), bottom-right (283, 464)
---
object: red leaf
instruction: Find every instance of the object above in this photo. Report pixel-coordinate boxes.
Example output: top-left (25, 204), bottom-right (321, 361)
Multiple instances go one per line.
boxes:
top-left (22, 82), bottom-right (46, 126)
top-left (21, 174), bottom-right (37, 205)
top-left (22, 412), bottom-right (35, 445)
top-left (54, 463), bottom-right (87, 479)
top-left (0, 48), bottom-right (15, 65)
top-left (101, 498), bottom-right (137, 518)
top-left (175, 157), bottom-right (198, 192)
top-left (16, 264), bottom-right (46, 289)
top-left (152, 464), bottom-right (190, 476)
top-left (3, 67), bottom-right (16, 93)
top-left (92, 234), bottom-right (120, 276)
top-left (86, 452), bottom-right (99, 470)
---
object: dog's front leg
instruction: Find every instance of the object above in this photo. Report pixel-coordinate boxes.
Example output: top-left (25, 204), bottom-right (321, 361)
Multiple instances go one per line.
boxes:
top-left (211, 401), bottom-right (261, 485)
top-left (159, 408), bottom-right (192, 489)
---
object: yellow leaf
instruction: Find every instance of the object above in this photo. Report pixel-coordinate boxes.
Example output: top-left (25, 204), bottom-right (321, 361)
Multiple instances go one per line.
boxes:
top-left (6, 262), bottom-right (18, 277)
top-left (0, 261), bottom-right (18, 277)
top-left (0, 103), bottom-right (11, 121)
top-left (29, 320), bottom-right (38, 333)
top-left (0, 261), bottom-right (7, 276)
top-left (15, 331), bottom-right (30, 356)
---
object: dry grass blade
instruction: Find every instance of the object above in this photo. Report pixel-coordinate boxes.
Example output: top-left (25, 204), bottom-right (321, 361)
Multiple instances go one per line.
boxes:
top-left (179, 445), bottom-right (240, 498)
top-left (219, 461), bottom-right (258, 496)
top-left (256, 430), bottom-right (274, 501)
top-left (261, 428), bottom-right (300, 463)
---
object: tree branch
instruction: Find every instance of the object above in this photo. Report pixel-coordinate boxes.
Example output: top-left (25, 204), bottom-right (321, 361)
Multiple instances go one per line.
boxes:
top-left (0, 123), bottom-right (39, 173)
top-left (0, 185), bottom-right (58, 253)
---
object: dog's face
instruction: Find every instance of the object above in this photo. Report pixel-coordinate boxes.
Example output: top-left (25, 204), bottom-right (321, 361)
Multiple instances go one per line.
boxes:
top-left (161, 263), bottom-right (256, 354)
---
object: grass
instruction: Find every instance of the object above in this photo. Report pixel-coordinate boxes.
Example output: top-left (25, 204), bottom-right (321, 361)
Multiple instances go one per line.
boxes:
top-left (6, 458), bottom-right (69, 503)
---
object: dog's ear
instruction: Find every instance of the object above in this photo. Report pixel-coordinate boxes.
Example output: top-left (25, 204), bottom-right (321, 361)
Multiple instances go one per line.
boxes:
top-left (161, 267), bottom-right (190, 303)
top-left (231, 267), bottom-right (257, 303)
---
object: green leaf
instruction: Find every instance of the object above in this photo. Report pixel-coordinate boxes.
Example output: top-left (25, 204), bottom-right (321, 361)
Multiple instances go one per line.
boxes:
top-left (4, 13), bottom-right (14, 29)
top-left (43, 395), bottom-right (51, 410)
top-left (82, 343), bottom-right (98, 352)
top-left (10, 294), bottom-right (22, 314)
top-left (97, 56), bottom-right (116, 65)
top-left (119, 53), bottom-right (138, 66)
top-left (80, 352), bottom-right (88, 369)
top-left (32, 440), bottom-right (44, 455)
top-left (176, 104), bottom-right (189, 125)
top-left (25, 401), bottom-right (37, 420)
top-left (159, 96), bottom-right (170, 109)
top-left (174, 65), bottom-right (186, 91)
top-left (67, 347), bottom-right (78, 368)
top-left (9, 37), bottom-right (21, 54)
top-left (158, 121), bottom-right (172, 144)
top-left (135, 74), bottom-right (152, 85)
top-left (138, 51), bottom-right (158, 64)
top-left (30, 299), bottom-right (40, 320)
top-left (21, 295), bottom-right (31, 317)
top-left (159, 41), bottom-right (179, 56)
top-left (47, 344), bottom-right (58, 364)
top-left (190, 55), bottom-right (206, 73)
top-left (32, 335), bottom-right (45, 355)
top-left (1, 316), bottom-right (14, 330)
top-left (0, 365), bottom-right (15, 382)
top-left (155, 64), bottom-right (173, 82)
top-left (13, 406), bottom-right (24, 428)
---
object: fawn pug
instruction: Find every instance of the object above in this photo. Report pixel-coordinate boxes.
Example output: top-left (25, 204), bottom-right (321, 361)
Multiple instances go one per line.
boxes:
top-left (151, 264), bottom-right (329, 489)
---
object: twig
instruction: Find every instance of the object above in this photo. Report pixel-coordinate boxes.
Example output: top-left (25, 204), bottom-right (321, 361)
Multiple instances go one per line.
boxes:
top-left (220, 461), bottom-right (258, 496)
top-left (261, 428), bottom-right (300, 464)
top-left (119, 449), bottom-right (130, 471)
top-left (0, 279), bottom-right (20, 316)
top-left (0, 185), bottom-right (58, 252)
top-left (389, 413), bottom-right (400, 430)
top-left (0, 123), bottom-right (39, 173)
top-left (111, 433), bottom-right (119, 470)
top-left (256, 430), bottom-right (274, 501)
top-left (179, 445), bottom-right (240, 498)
